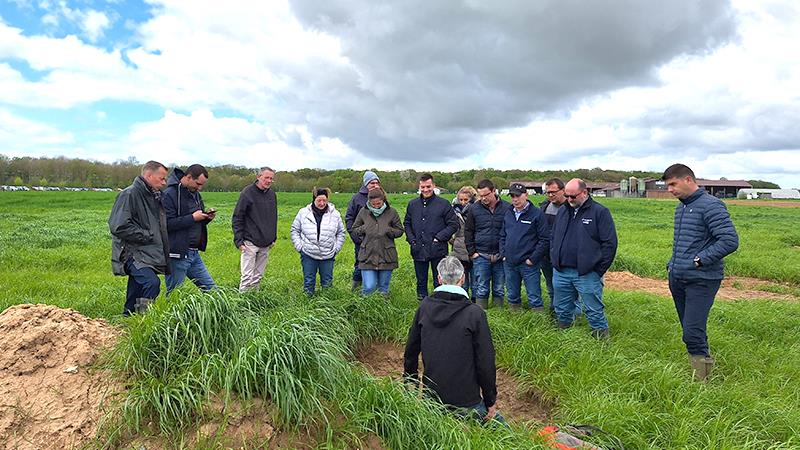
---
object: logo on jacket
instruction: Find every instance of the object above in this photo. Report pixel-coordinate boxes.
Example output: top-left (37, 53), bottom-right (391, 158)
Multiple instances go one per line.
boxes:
top-left (582, 218), bottom-right (593, 225)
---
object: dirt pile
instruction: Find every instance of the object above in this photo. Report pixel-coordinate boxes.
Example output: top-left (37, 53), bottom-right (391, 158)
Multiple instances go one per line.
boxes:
top-left (605, 271), bottom-right (799, 301)
top-left (0, 304), bottom-right (120, 450)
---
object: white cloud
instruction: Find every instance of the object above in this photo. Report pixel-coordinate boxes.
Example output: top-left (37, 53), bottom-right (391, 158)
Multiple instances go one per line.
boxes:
top-left (0, 108), bottom-right (74, 151)
top-left (80, 10), bottom-right (112, 42)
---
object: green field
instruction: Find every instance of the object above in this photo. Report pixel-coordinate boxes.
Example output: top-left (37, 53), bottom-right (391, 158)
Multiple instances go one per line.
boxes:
top-left (1, 191), bottom-right (799, 449)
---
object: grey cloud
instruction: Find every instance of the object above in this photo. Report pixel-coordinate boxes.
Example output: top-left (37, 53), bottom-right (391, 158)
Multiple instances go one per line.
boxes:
top-left (285, 0), bottom-right (737, 160)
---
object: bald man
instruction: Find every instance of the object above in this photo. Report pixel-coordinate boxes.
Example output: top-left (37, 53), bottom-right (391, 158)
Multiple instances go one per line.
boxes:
top-left (550, 178), bottom-right (618, 339)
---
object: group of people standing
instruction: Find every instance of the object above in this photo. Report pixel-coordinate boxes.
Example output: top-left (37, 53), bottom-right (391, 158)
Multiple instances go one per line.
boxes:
top-left (108, 160), bottom-right (738, 426)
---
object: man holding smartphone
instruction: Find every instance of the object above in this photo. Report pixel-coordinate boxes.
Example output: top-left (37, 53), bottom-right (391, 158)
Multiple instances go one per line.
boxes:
top-left (163, 164), bottom-right (218, 294)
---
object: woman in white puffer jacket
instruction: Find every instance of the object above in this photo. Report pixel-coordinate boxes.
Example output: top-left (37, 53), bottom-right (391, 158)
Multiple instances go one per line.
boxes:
top-left (291, 188), bottom-right (346, 294)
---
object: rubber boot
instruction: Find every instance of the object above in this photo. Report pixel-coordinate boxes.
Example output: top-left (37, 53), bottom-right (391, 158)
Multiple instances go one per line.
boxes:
top-left (476, 298), bottom-right (489, 310)
top-left (508, 303), bottom-right (521, 311)
top-left (591, 328), bottom-right (610, 340)
top-left (351, 279), bottom-right (361, 293)
top-left (134, 297), bottom-right (153, 314)
top-left (690, 355), bottom-right (715, 381)
top-left (492, 297), bottom-right (504, 309)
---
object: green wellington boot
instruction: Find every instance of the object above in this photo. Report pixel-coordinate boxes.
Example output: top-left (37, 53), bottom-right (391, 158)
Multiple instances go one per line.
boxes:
top-left (690, 355), bottom-right (715, 381)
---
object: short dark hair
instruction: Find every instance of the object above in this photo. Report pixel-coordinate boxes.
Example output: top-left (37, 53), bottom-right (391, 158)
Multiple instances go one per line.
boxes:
top-left (185, 164), bottom-right (208, 179)
top-left (260, 166), bottom-right (275, 175)
top-left (141, 160), bottom-right (167, 175)
top-left (476, 179), bottom-right (494, 191)
top-left (662, 163), bottom-right (696, 181)
top-left (545, 178), bottom-right (565, 189)
top-left (419, 173), bottom-right (434, 183)
top-left (313, 187), bottom-right (331, 199)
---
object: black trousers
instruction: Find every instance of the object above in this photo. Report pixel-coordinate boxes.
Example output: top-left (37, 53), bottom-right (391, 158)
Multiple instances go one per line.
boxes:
top-left (669, 275), bottom-right (722, 356)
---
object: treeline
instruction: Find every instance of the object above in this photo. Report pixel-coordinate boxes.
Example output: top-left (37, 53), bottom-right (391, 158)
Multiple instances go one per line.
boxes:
top-left (1, 154), bottom-right (776, 192)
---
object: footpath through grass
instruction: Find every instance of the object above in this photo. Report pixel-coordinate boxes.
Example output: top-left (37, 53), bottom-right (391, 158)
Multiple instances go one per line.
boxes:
top-left (1, 191), bottom-right (799, 448)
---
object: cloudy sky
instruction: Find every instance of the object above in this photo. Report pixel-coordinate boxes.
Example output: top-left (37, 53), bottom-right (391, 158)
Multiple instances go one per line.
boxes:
top-left (1, 0), bottom-right (799, 187)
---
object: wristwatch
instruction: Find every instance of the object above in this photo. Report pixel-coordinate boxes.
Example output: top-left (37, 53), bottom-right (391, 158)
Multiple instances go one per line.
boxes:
top-left (693, 256), bottom-right (702, 268)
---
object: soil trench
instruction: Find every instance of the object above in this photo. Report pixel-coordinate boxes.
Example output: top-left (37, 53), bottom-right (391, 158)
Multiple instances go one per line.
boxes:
top-left (605, 271), bottom-right (800, 302)
top-left (354, 341), bottom-right (551, 424)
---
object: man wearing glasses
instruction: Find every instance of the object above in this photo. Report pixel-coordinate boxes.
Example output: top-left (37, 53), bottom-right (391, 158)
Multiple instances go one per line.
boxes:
top-left (539, 178), bottom-right (567, 315)
top-left (550, 179), bottom-right (618, 339)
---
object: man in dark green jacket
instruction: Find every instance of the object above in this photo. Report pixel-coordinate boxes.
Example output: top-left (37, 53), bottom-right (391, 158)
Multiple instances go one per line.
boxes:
top-left (109, 161), bottom-right (170, 316)
top-left (664, 164), bottom-right (739, 381)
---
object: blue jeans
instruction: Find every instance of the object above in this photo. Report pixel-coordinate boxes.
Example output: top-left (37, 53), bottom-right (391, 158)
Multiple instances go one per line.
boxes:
top-left (669, 276), bottom-right (721, 356)
top-left (472, 255), bottom-right (505, 301)
top-left (504, 261), bottom-right (543, 307)
top-left (361, 269), bottom-right (393, 295)
top-left (124, 258), bottom-right (160, 316)
top-left (553, 268), bottom-right (608, 330)
top-left (453, 401), bottom-right (507, 426)
top-left (414, 257), bottom-right (443, 300)
top-left (300, 252), bottom-right (335, 295)
top-left (166, 250), bottom-right (217, 295)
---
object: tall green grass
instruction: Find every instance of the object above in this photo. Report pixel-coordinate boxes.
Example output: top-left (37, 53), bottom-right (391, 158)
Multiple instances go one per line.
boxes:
top-left (2, 191), bottom-right (799, 448)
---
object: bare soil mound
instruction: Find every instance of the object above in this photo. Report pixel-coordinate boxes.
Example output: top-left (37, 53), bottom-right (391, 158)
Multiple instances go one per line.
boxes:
top-left (0, 304), bottom-right (120, 450)
top-left (605, 271), bottom-right (799, 301)
top-left (354, 341), bottom-right (551, 424)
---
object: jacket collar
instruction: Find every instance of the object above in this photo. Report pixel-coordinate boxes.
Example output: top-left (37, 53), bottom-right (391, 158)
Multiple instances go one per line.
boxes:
top-left (680, 188), bottom-right (705, 205)
top-left (433, 284), bottom-right (469, 298)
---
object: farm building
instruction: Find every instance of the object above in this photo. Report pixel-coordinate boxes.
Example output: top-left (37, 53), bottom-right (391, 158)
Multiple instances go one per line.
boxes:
top-left (642, 178), bottom-right (752, 199)
top-left (737, 189), bottom-right (800, 200)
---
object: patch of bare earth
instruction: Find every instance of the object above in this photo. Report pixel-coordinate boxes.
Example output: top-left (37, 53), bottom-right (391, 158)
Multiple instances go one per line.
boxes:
top-left (354, 341), bottom-right (551, 424)
top-left (0, 304), bottom-right (121, 450)
top-left (605, 271), bottom-right (800, 301)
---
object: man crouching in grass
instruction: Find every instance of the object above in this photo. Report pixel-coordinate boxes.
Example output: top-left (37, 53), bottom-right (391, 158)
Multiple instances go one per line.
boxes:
top-left (403, 256), bottom-right (505, 424)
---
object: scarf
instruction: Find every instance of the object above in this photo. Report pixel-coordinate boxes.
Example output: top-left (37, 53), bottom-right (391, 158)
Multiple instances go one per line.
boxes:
top-left (367, 202), bottom-right (387, 217)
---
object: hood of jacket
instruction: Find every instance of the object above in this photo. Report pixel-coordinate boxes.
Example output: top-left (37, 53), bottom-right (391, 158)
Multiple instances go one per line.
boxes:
top-left (423, 290), bottom-right (471, 328)
top-left (167, 167), bottom-right (185, 188)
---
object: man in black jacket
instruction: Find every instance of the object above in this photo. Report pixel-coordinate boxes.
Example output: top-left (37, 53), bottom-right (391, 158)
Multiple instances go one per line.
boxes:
top-left (404, 173), bottom-right (459, 300)
top-left (345, 170), bottom-right (382, 291)
top-left (108, 160), bottom-right (169, 316)
top-left (232, 167), bottom-right (278, 292)
top-left (465, 179), bottom-right (510, 309)
top-left (404, 256), bottom-right (502, 423)
top-left (539, 178), bottom-right (566, 313)
top-left (163, 164), bottom-right (217, 295)
top-left (551, 179), bottom-right (618, 339)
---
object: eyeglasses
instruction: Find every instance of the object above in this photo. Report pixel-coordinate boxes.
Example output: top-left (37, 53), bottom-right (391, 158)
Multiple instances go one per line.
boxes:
top-left (564, 194), bottom-right (580, 199)
top-left (545, 189), bottom-right (562, 196)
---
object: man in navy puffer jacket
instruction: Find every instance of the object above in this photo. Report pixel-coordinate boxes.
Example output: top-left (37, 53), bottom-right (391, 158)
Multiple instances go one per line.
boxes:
top-left (664, 164), bottom-right (739, 381)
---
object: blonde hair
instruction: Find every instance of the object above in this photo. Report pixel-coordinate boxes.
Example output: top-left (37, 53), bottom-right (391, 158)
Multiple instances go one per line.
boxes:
top-left (457, 186), bottom-right (477, 201)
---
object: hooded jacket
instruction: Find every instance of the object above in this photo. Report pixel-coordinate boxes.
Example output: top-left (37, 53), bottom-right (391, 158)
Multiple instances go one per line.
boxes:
top-left (108, 176), bottom-right (170, 275)
top-left (403, 288), bottom-right (497, 409)
top-left (550, 196), bottom-right (618, 276)
top-left (668, 188), bottom-right (739, 280)
top-left (291, 203), bottom-right (346, 260)
top-left (352, 205), bottom-right (404, 270)
top-left (163, 168), bottom-right (208, 258)
top-left (232, 180), bottom-right (278, 249)
top-left (345, 185), bottom-right (369, 245)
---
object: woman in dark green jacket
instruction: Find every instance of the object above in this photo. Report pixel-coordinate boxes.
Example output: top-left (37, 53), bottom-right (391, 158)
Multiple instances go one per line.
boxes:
top-left (352, 189), bottom-right (404, 295)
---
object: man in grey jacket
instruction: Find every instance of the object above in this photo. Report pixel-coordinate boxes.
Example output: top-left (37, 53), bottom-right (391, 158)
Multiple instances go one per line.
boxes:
top-left (108, 160), bottom-right (170, 316)
top-left (232, 167), bottom-right (278, 292)
top-left (664, 164), bottom-right (739, 381)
